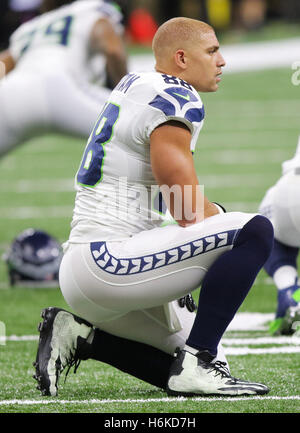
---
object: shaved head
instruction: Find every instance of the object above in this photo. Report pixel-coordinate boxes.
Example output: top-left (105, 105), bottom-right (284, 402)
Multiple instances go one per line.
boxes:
top-left (152, 17), bottom-right (214, 66)
top-left (151, 17), bottom-right (225, 92)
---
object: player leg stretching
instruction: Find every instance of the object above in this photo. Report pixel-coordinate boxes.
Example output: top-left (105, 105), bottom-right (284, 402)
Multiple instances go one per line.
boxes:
top-left (40, 213), bottom-right (272, 397)
top-left (166, 215), bottom-right (273, 396)
top-left (264, 240), bottom-right (300, 335)
top-left (33, 307), bottom-right (179, 395)
top-left (34, 214), bottom-right (272, 396)
top-left (259, 145), bottom-right (300, 335)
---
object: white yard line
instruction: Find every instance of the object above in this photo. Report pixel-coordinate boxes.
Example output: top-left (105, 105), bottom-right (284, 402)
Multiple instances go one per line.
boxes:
top-left (0, 173), bottom-right (277, 193)
top-left (0, 277), bottom-right (275, 291)
top-left (129, 38), bottom-right (300, 74)
top-left (225, 347), bottom-right (300, 355)
top-left (0, 202), bottom-right (260, 218)
top-left (202, 99), bottom-right (300, 115)
top-left (222, 336), bottom-right (300, 345)
top-left (2, 337), bottom-right (298, 355)
top-left (0, 179), bottom-right (74, 193)
top-left (1, 335), bottom-right (38, 342)
top-left (223, 202), bottom-right (260, 212)
top-left (0, 206), bottom-right (73, 219)
top-left (227, 312), bottom-right (274, 330)
top-left (0, 313), bottom-right (276, 343)
top-left (3, 335), bottom-right (299, 346)
top-left (198, 174), bottom-right (276, 188)
top-left (198, 130), bottom-right (300, 146)
top-left (207, 150), bottom-right (290, 164)
top-left (0, 395), bottom-right (299, 406)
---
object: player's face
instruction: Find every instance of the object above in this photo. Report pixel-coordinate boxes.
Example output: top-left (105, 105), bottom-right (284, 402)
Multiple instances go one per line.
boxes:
top-left (183, 32), bottom-right (225, 92)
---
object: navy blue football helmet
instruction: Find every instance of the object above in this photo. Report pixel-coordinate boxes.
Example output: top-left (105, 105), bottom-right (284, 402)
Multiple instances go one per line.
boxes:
top-left (5, 229), bottom-right (63, 287)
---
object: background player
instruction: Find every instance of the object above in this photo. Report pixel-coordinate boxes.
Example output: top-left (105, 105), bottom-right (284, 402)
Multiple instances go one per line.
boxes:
top-left (259, 135), bottom-right (300, 335)
top-left (35, 17), bottom-right (274, 397)
top-left (0, 0), bottom-right (128, 157)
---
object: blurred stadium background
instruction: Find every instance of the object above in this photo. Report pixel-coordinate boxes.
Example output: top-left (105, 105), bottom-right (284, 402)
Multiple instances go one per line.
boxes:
top-left (0, 0), bottom-right (299, 414)
top-left (1, 0), bottom-right (300, 49)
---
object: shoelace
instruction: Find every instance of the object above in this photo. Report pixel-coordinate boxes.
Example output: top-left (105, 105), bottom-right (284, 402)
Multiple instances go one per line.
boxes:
top-left (63, 354), bottom-right (81, 383)
top-left (207, 361), bottom-right (231, 379)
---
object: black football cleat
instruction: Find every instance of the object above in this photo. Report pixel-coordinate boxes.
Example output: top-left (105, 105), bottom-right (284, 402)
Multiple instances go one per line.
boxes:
top-left (33, 307), bottom-right (93, 396)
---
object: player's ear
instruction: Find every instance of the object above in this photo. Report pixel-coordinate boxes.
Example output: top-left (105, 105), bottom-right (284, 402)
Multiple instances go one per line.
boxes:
top-left (174, 50), bottom-right (187, 70)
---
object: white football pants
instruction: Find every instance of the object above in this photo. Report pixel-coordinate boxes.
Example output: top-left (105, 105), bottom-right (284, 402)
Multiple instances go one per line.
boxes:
top-left (0, 70), bottom-right (111, 157)
top-left (259, 170), bottom-right (300, 247)
top-left (59, 211), bottom-right (257, 360)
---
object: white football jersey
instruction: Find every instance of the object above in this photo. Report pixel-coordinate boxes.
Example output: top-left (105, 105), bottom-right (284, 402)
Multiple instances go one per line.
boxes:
top-left (281, 136), bottom-right (300, 175)
top-left (259, 135), bottom-right (300, 247)
top-left (68, 71), bottom-right (205, 243)
top-left (9, 0), bottom-right (123, 82)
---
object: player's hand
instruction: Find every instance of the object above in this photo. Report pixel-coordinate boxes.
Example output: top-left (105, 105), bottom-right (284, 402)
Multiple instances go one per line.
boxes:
top-left (178, 294), bottom-right (197, 312)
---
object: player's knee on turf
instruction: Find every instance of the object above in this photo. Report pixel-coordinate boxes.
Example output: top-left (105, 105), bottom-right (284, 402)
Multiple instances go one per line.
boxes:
top-left (234, 215), bottom-right (274, 261)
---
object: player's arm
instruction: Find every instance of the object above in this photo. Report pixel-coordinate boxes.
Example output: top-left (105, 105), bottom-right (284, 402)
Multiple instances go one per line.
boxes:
top-left (150, 121), bottom-right (219, 227)
top-left (89, 17), bottom-right (128, 88)
top-left (0, 49), bottom-right (15, 75)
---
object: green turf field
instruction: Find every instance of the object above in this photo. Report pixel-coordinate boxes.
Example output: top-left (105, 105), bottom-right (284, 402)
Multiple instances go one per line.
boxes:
top-left (0, 66), bottom-right (299, 415)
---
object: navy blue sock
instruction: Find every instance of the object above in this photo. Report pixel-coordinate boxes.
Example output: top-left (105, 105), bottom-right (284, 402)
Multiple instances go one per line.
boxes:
top-left (263, 238), bottom-right (298, 278)
top-left (90, 328), bottom-right (173, 389)
top-left (186, 215), bottom-right (274, 355)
